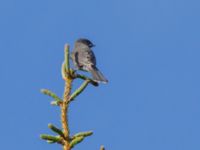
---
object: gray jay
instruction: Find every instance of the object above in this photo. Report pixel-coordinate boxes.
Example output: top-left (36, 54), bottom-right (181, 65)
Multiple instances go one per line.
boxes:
top-left (71, 38), bottom-right (108, 83)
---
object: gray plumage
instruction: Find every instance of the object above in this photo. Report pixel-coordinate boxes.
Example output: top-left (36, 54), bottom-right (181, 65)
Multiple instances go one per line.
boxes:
top-left (71, 38), bottom-right (108, 83)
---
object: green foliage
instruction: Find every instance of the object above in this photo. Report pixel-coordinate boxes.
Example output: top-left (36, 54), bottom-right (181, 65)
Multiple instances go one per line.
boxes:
top-left (40, 134), bottom-right (63, 144)
top-left (41, 89), bottom-right (62, 102)
top-left (48, 124), bottom-right (65, 138)
top-left (73, 131), bottom-right (93, 138)
top-left (69, 80), bottom-right (90, 102)
top-left (70, 136), bottom-right (84, 148)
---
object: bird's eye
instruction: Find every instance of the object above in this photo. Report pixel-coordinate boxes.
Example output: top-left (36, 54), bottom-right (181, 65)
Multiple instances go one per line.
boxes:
top-left (89, 43), bottom-right (95, 47)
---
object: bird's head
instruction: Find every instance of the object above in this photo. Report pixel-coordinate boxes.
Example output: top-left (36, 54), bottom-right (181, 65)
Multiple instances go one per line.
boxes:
top-left (75, 38), bottom-right (95, 48)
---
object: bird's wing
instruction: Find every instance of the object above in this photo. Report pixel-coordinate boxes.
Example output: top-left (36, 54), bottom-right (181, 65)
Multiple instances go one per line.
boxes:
top-left (79, 50), bottom-right (96, 67)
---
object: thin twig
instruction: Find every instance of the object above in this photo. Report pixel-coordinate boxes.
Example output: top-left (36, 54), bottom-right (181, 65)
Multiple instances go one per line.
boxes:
top-left (100, 145), bottom-right (105, 150)
top-left (68, 80), bottom-right (90, 102)
top-left (64, 44), bottom-right (70, 73)
top-left (61, 78), bottom-right (72, 150)
top-left (48, 124), bottom-right (65, 138)
top-left (40, 134), bottom-right (64, 145)
top-left (61, 44), bottom-right (72, 150)
top-left (73, 73), bottom-right (99, 86)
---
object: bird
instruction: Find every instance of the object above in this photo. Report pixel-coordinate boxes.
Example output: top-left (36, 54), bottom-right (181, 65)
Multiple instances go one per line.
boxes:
top-left (71, 38), bottom-right (108, 83)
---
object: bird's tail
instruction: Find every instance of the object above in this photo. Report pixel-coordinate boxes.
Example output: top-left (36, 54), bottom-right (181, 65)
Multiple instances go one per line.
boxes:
top-left (90, 66), bottom-right (108, 83)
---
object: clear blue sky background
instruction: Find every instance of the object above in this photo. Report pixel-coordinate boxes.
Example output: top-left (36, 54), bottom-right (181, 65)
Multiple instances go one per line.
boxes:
top-left (0, 0), bottom-right (200, 150)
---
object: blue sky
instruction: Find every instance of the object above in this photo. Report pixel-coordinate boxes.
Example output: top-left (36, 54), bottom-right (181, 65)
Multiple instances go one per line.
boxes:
top-left (0, 0), bottom-right (200, 150)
